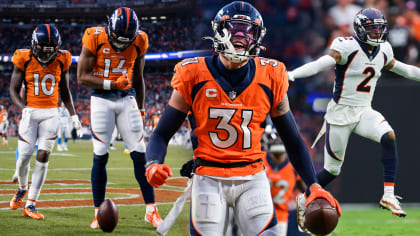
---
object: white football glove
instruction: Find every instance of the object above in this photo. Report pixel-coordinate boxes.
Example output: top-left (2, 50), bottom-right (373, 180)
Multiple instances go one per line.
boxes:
top-left (71, 115), bottom-right (83, 138)
top-left (288, 71), bottom-right (295, 82)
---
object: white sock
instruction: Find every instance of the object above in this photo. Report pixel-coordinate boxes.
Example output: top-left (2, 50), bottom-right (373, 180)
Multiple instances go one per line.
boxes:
top-left (95, 207), bottom-right (99, 216)
top-left (146, 204), bottom-right (156, 213)
top-left (384, 186), bottom-right (394, 196)
top-left (27, 161), bottom-right (48, 204)
top-left (25, 198), bottom-right (36, 208)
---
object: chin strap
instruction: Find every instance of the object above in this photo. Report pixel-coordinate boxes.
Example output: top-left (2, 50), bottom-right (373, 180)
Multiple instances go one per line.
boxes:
top-left (204, 28), bottom-right (249, 63)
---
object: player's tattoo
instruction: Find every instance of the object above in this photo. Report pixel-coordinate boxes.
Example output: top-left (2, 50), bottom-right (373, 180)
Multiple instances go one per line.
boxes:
top-left (329, 50), bottom-right (341, 64)
top-left (274, 96), bottom-right (289, 115)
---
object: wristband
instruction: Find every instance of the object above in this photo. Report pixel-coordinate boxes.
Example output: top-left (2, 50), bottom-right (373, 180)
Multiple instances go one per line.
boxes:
top-left (103, 80), bottom-right (111, 90)
top-left (145, 159), bottom-right (159, 168)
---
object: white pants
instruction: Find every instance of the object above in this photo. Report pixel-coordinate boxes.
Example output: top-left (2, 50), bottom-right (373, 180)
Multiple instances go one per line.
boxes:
top-left (0, 120), bottom-right (8, 134)
top-left (18, 108), bottom-right (59, 154)
top-left (324, 107), bottom-right (393, 175)
top-left (90, 96), bottom-right (145, 155)
top-left (191, 172), bottom-right (277, 236)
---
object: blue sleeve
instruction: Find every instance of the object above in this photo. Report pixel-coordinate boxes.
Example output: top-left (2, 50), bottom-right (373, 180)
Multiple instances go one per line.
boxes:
top-left (271, 111), bottom-right (317, 186)
top-left (146, 105), bottom-right (188, 164)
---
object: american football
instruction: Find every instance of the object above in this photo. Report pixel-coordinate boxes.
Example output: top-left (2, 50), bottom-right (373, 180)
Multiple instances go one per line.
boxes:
top-left (304, 198), bottom-right (339, 235)
top-left (97, 199), bottom-right (119, 233)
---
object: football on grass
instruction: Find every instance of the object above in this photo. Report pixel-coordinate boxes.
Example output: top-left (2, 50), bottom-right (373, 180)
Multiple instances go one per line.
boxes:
top-left (304, 198), bottom-right (339, 235)
top-left (98, 199), bottom-right (119, 232)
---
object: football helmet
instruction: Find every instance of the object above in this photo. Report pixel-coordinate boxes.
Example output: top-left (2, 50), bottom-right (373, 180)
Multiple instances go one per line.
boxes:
top-left (210, 1), bottom-right (266, 63)
top-left (31, 24), bottom-right (61, 65)
top-left (107, 7), bottom-right (139, 52)
top-left (354, 8), bottom-right (388, 46)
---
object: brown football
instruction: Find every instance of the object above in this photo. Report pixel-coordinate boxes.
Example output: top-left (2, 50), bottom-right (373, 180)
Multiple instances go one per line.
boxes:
top-left (97, 199), bottom-right (119, 233)
top-left (304, 198), bottom-right (339, 235)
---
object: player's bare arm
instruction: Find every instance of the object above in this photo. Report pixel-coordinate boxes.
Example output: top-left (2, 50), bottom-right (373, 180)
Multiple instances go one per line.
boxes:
top-left (77, 46), bottom-right (122, 90)
top-left (132, 55), bottom-right (146, 110)
top-left (385, 57), bottom-right (420, 81)
top-left (59, 70), bottom-right (77, 116)
top-left (9, 66), bottom-right (25, 110)
top-left (168, 90), bottom-right (191, 114)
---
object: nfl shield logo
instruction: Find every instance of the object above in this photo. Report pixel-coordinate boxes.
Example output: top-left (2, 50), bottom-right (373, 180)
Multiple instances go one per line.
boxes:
top-left (229, 91), bottom-right (237, 100)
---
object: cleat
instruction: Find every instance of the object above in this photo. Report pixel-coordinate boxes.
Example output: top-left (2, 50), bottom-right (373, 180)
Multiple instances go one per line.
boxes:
top-left (109, 146), bottom-right (116, 151)
top-left (10, 189), bottom-right (27, 210)
top-left (2, 141), bottom-right (7, 146)
top-left (380, 194), bottom-right (407, 217)
top-left (22, 205), bottom-right (44, 220)
top-left (296, 193), bottom-right (308, 232)
top-left (90, 216), bottom-right (99, 229)
top-left (123, 149), bottom-right (130, 155)
top-left (144, 206), bottom-right (163, 227)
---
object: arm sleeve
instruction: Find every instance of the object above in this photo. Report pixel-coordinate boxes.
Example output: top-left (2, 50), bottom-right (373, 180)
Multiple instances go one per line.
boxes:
top-left (271, 111), bottom-right (317, 186)
top-left (389, 60), bottom-right (420, 81)
top-left (289, 55), bottom-right (336, 80)
top-left (146, 105), bottom-right (188, 163)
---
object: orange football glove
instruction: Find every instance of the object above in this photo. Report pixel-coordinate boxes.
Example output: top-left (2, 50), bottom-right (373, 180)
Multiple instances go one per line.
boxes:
top-left (145, 163), bottom-right (173, 188)
top-left (306, 183), bottom-right (342, 216)
top-left (115, 73), bottom-right (131, 90)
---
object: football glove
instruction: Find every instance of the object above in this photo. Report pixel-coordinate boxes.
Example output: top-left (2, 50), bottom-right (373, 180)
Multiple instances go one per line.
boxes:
top-left (115, 73), bottom-right (131, 90)
top-left (306, 183), bottom-right (342, 216)
top-left (288, 71), bottom-right (295, 82)
top-left (145, 163), bottom-right (173, 188)
top-left (71, 115), bottom-right (83, 138)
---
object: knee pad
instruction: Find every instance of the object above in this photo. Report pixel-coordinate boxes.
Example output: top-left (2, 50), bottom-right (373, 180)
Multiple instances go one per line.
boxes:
top-left (91, 112), bottom-right (110, 133)
top-left (128, 108), bottom-right (142, 132)
top-left (38, 139), bottom-right (56, 153)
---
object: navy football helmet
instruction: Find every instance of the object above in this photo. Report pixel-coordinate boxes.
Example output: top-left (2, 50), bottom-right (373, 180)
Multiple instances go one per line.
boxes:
top-left (354, 8), bottom-right (388, 46)
top-left (31, 24), bottom-right (61, 65)
top-left (211, 1), bottom-right (266, 63)
top-left (107, 7), bottom-right (139, 52)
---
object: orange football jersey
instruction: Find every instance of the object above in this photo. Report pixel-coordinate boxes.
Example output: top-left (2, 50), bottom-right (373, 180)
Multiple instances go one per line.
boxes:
top-left (12, 49), bottom-right (72, 108)
top-left (0, 109), bottom-right (7, 123)
top-left (81, 26), bottom-right (148, 85)
top-left (171, 56), bottom-right (289, 177)
top-left (263, 154), bottom-right (300, 222)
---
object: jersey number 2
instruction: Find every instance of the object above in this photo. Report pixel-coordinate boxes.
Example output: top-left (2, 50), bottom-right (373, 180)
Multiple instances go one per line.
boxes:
top-left (356, 67), bottom-right (375, 93)
top-left (209, 108), bottom-right (252, 149)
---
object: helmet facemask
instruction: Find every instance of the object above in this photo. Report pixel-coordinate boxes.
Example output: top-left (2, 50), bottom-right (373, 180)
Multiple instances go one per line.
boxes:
top-left (106, 8), bottom-right (139, 53)
top-left (211, 18), bottom-right (266, 63)
top-left (363, 22), bottom-right (388, 46)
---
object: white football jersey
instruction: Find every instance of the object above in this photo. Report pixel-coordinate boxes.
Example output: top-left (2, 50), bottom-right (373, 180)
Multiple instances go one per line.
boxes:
top-left (330, 36), bottom-right (394, 106)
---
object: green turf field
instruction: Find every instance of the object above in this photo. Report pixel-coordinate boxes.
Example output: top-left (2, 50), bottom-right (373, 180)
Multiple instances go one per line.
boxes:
top-left (0, 137), bottom-right (419, 236)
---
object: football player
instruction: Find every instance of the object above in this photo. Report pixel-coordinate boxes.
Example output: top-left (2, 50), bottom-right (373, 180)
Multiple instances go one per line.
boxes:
top-left (77, 7), bottom-right (161, 228)
top-left (9, 24), bottom-right (82, 220)
top-left (288, 8), bottom-right (419, 227)
top-left (145, 2), bottom-right (340, 235)
top-left (263, 140), bottom-right (306, 236)
top-left (56, 103), bottom-right (72, 151)
top-left (0, 105), bottom-right (8, 146)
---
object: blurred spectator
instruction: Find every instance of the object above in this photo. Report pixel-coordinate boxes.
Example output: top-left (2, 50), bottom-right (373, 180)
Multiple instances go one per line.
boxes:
top-left (387, 6), bottom-right (411, 62)
top-left (328, 0), bottom-right (362, 35)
